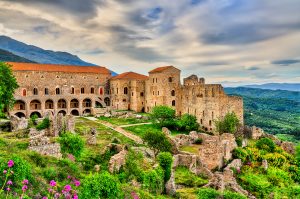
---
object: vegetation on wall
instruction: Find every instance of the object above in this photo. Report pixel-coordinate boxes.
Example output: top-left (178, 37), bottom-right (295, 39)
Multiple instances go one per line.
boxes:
top-left (215, 112), bottom-right (240, 134)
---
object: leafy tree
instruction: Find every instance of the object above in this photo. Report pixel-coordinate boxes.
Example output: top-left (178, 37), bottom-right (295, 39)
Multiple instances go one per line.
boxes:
top-left (151, 105), bottom-right (176, 128)
top-left (142, 168), bottom-right (164, 194)
top-left (59, 132), bottom-right (84, 158)
top-left (36, 117), bottom-right (50, 130)
top-left (0, 62), bottom-right (18, 117)
top-left (157, 152), bottom-right (173, 182)
top-left (215, 112), bottom-right (240, 134)
top-left (142, 131), bottom-right (172, 157)
top-left (177, 114), bottom-right (200, 131)
top-left (255, 138), bottom-right (276, 153)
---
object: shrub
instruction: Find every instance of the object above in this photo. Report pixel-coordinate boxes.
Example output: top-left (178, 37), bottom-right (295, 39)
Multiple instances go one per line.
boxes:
top-left (175, 166), bottom-right (208, 187)
top-left (80, 171), bottom-right (122, 199)
top-left (239, 172), bottom-right (271, 197)
top-left (36, 117), bottom-right (50, 130)
top-left (142, 131), bottom-right (172, 157)
top-left (256, 138), bottom-right (276, 153)
top-left (194, 138), bottom-right (203, 145)
top-left (266, 167), bottom-right (291, 186)
top-left (151, 106), bottom-right (176, 128)
top-left (233, 147), bottom-right (249, 163)
top-left (197, 188), bottom-right (220, 199)
top-left (28, 152), bottom-right (47, 167)
top-left (263, 153), bottom-right (287, 167)
top-left (236, 137), bottom-right (243, 147)
top-left (223, 190), bottom-right (247, 199)
top-left (215, 112), bottom-right (239, 134)
top-left (122, 150), bottom-right (144, 182)
top-left (157, 152), bottom-right (173, 182)
top-left (142, 168), bottom-right (164, 194)
top-left (59, 132), bottom-right (84, 158)
top-left (42, 167), bottom-right (57, 181)
top-left (177, 114), bottom-right (199, 131)
top-left (29, 114), bottom-right (38, 126)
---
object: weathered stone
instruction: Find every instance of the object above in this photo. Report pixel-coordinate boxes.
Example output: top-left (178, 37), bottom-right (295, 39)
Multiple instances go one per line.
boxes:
top-left (104, 112), bottom-right (111, 118)
top-left (165, 169), bottom-right (176, 196)
top-left (106, 143), bottom-right (123, 153)
top-left (87, 128), bottom-right (97, 145)
top-left (281, 141), bottom-right (295, 154)
top-left (262, 159), bottom-right (268, 171)
top-left (132, 146), bottom-right (155, 159)
top-left (135, 114), bottom-right (143, 119)
top-left (109, 150), bottom-right (128, 173)
top-left (10, 115), bottom-right (28, 131)
top-left (162, 127), bottom-right (171, 135)
top-left (94, 165), bottom-right (100, 172)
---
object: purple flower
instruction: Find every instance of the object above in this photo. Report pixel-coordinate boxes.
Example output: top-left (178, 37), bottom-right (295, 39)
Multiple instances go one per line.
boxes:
top-left (42, 197), bottom-right (48, 199)
top-left (67, 175), bottom-right (71, 179)
top-left (8, 160), bottom-right (14, 168)
top-left (3, 170), bottom-right (7, 174)
top-left (131, 192), bottom-right (139, 199)
top-left (7, 180), bottom-right (13, 185)
top-left (74, 180), bottom-right (80, 187)
top-left (73, 195), bottom-right (78, 199)
top-left (50, 180), bottom-right (57, 187)
top-left (22, 179), bottom-right (29, 185)
top-left (54, 193), bottom-right (61, 198)
top-left (6, 187), bottom-right (11, 191)
top-left (22, 185), bottom-right (28, 192)
top-left (64, 185), bottom-right (72, 192)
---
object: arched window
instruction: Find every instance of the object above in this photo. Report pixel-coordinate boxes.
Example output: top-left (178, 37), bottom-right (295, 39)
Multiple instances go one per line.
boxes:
top-left (45, 88), bottom-right (49, 95)
top-left (81, 88), bottom-right (85, 94)
top-left (91, 87), bottom-right (95, 94)
top-left (33, 88), bottom-right (38, 95)
top-left (168, 77), bottom-right (173, 82)
top-left (171, 90), bottom-right (175, 96)
top-left (56, 88), bottom-right (60, 95)
top-left (140, 92), bottom-right (144, 97)
top-left (71, 87), bottom-right (75, 94)
top-left (22, 89), bottom-right (27, 96)
top-left (104, 97), bottom-right (110, 106)
top-left (100, 88), bottom-right (103, 95)
top-left (58, 99), bottom-right (67, 109)
top-left (124, 87), bottom-right (128, 94)
top-left (172, 100), bottom-right (176, 106)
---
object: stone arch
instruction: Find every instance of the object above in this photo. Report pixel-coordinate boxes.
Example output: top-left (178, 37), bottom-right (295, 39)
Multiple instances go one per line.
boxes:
top-left (171, 90), bottom-right (175, 96)
top-left (58, 99), bottom-right (67, 109)
top-left (172, 100), bottom-right (176, 106)
top-left (14, 100), bottom-right (26, 111)
top-left (71, 109), bottom-right (79, 116)
top-left (70, 99), bottom-right (79, 108)
top-left (104, 97), bottom-right (110, 106)
top-left (58, 110), bottom-right (67, 116)
top-left (15, 112), bottom-right (26, 118)
top-left (45, 99), bottom-right (54, 109)
top-left (83, 109), bottom-right (91, 115)
top-left (30, 111), bottom-right (42, 118)
top-left (95, 101), bottom-right (103, 108)
top-left (83, 98), bottom-right (92, 108)
top-left (30, 100), bottom-right (41, 110)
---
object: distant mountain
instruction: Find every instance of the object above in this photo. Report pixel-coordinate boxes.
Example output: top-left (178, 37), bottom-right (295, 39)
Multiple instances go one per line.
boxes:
top-left (243, 83), bottom-right (300, 92)
top-left (0, 49), bottom-right (35, 63)
top-left (0, 35), bottom-right (117, 76)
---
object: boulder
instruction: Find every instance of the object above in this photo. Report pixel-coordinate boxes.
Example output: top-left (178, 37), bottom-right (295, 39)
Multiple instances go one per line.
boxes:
top-left (109, 150), bottom-right (128, 173)
top-left (104, 112), bottom-right (111, 118)
top-left (281, 141), bottom-right (295, 154)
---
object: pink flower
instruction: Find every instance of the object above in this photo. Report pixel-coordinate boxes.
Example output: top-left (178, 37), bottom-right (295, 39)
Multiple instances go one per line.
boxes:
top-left (67, 175), bottom-right (71, 179)
top-left (64, 185), bottom-right (72, 192)
top-left (54, 193), bottom-right (61, 198)
top-left (74, 180), bottom-right (80, 187)
top-left (7, 180), bottom-right (13, 185)
top-left (22, 185), bottom-right (28, 192)
top-left (42, 197), bottom-right (48, 199)
top-left (8, 160), bottom-right (14, 168)
top-left (50, 180), bottom-right (57, 187)
top-left (73, 195), bottom-right (78, 199)
top-left (6, 187), bottom-right (11, 191)
top-left (3, 170), bottom-right (7, 174)
top-left (22, 179), bottom-right (29, 185)
top-left (131, 192), bottom-right (139, 199)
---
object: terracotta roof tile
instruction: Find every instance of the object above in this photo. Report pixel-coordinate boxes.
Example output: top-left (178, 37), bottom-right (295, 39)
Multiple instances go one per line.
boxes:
top-left (111, 72), bottom-right (148, 80)
top-left (148, 66), bottom-right (179, 73)
top-left (6, 62), bottom-right (111, 74)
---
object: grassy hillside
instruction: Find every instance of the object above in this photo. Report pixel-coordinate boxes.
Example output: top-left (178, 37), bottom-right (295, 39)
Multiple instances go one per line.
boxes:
top-left (225, 87), bottom-right (300, 136)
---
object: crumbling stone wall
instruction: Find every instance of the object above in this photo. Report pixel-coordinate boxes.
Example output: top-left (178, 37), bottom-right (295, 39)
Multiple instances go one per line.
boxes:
top-left (10, 115), bottom-right (28, 131)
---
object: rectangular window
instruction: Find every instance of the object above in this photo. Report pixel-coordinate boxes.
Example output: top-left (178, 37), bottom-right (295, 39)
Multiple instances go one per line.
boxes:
top-left (81, 88), bottom-right (85, 94)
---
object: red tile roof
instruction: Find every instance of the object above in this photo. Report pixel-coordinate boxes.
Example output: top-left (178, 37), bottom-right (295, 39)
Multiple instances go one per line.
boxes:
top-left (7, 62), bottom-right (111, 74)
top-left (149, 66), bottom-right (179, 73)
top-left (111, 72), bottom-right (148, 80)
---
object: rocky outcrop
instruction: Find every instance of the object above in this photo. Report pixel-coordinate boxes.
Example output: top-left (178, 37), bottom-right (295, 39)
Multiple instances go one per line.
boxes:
top-left (162, 127), bottom-right (180, 154)
top-left (244, 126), bottom-right (264, 140)
top-left (87, 128), bottom-right (97, 145)
top-left (28, 128), bottom-right (62, 158)
top-left (10, 115), bottom-right (28, 131)
top-left (108, 149), bottom-right (128, 173)
top-left (281, 141), bottom-right (295, 154)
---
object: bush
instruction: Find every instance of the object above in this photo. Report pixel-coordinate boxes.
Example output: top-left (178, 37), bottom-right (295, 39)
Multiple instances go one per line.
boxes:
top-left (122, 150), bottom-right (144, 182)
top-left (223, 190), bottom-right (247, 199)
top-left (236, 137), bottom-right (243, 147)
top-left (80, 171), bottom-right (122, 199)
top-left (175, 166), bottom-right (208, 187)
top-left (59, 132), bottom-right (84, 158)
top-left (197, 188), bottom-right (220, 199)
top-left (215, 112), bottom-right (239, 134)
top-left (157, 152), bottom-right (173, 182)
top-left (151, 106), bottom-right (176, 128)
top-left (142, 168), bottom-right (164, 194)
top-left (256, 138), bottom-right (276, 153)
top-left (177, 114), bottom-right (199, 131)
top-left (36, 117), bottom-right (50, 130)
top-left (42, 167), bottom-right (57, 181)
top-left (28, 152), bottom-right (47, 167)
top-left (142, 131), bottom-right (172, 157)
top-left (233, 147), bottom-right (249, 163)
top-left (29, 114), bottom-right (38, 126)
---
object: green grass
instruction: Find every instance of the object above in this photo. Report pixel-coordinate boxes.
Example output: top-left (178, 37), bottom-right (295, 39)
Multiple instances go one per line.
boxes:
top-left (98, 116), bottom-right (150, 126)
top-left (276, 134), bottom-right (299, 144)
top-left (175, 166), bottom-right (208, 188)
top-left (179, 145), bottom-right (201, 154)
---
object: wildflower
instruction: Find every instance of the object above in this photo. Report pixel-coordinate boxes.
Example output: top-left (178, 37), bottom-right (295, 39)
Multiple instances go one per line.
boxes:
top-left (6, 187), bottom-right (11, 191)
top-left (74, 180), bottom-right (80, 187)
top-left (50, 180), bottom-right (57, 187)
top-left (64, 185), bottom-right (72, 192)
top-left (73, 195), bottom-right (78, 199)
top-left (7, 180), bottom-right (13, 185)
top-left (22, 185), bottom-right (28, 192)
top-left (7, 160), bottom-right (14, 168)
top-left (67, 175), bottom-right (71, 179)
top-left (42, 197), bottom-right (48, 199)
top-left (54, 193), bottom-right (61, 198)
top-left (3, 170), bottom-right (7, 174)
top-left (22, 179), bottom-right (29, 185)
top-left (131, 192), bottom-right (139, 199)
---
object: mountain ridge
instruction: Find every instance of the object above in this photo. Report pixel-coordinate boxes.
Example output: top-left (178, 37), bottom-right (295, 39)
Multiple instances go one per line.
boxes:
top-left (242, 83), bottom-right (300, 92)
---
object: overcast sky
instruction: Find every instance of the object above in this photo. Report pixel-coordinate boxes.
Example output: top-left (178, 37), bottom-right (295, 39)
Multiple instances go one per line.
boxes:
top-left (0, 0), bottom-right (299, 86)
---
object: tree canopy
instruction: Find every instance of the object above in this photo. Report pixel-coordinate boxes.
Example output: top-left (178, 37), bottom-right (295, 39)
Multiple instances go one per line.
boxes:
top-left (215, 112), bottom-right (240, 134)
top-left (151, 105), bottom-right (176, 128)
top-left (0, 62), bottom-right (18, 117)
top-left (142, 131), bottom-right (172, 157)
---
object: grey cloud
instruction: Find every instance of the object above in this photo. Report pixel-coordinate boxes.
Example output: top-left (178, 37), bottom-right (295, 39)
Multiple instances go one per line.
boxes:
top-left (271, 59), bottom-right (300, 66)
top-left (246, 66), bottom-right (260, 71)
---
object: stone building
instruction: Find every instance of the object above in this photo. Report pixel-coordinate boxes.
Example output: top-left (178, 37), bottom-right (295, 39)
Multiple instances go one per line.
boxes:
top-left (8, 62), bottom-right (243, 132)
top-left (8, 62), bottom-right (111, 118)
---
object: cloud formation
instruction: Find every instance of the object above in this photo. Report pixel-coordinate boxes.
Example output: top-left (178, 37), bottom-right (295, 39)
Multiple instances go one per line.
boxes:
top-left (0, 0), bottom-right (299, 85)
